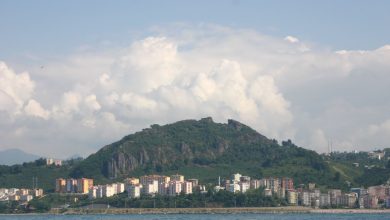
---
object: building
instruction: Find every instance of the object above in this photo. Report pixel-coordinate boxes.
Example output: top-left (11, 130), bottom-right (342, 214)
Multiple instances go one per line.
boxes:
top-left (239, 181), bottom-right (250, 193)
top-left (55, 178), bottom-right (66, 193)
top-left (250, 179), bottom-right (261, 189)
top-left (31, 188), bottom-right (44, 197)
top-left (182, 181), bottom-right (193, 194)
top-left (88, 186), bottom-right (98, 199)
top-left (299, 191), bottom-right (311, 206)
top-left (77, 178), bottom-right (94, 194)
top-left (363, 195), bottom-right (378, 209)
top-left (328, 189), bottom-right (342, 206)
top-left (158, 182), bottom-right (169, 195)
top-left (128, 184), bottom-right (142, 199)
top-left (228, 183), bottom-right (240, 193)
top-left (158, 176), bottom-right (171, 184)
top-left (319, 193), bottom-right (330, 207)
top-left (66, 179), bottom-right (77, 193)
top-left (344, 193), bottom-right (358, 208)
top-left (187, 179), bottom-right (199, 188)
top-left (281, 178), bottom-right (294, 190)
top-left (124, 177), bottom-right (140, 185)
top-left (231, 173), bottom-right (242, 183)
top-left (46, 158), bottom-right (62, 166)
top-left (368, 185), bottom-right (388, 200)
top-left (116, 183), bottom-right (125, 194)
top-left (143, 180), bottom-right (158, 195)
top-left (240, 176), bottom-right (251, 182)
top-left (287, 190), bottom-right (298, 205)
top-left (171, 174), bottom-right (185, 183)
top-left (103, 184), bottom-right (115, 197)
top-left (169, 181), bottom-right (182, 196)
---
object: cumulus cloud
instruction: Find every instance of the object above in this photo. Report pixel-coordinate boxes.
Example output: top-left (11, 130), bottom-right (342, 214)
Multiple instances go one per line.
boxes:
top-left (1, 24), bottom-right (390, 157)
top-left (24, 99), bottom-right (50, 119)
top-left (0, 62), bottom-right (35, 114)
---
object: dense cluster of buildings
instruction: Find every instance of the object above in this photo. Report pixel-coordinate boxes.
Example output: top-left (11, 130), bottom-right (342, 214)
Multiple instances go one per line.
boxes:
top-left (56, 174), bottom-right (204, 200)
top-left (54, 173), bottom-right (390, 209)
top-left (294, 184), bottom-right (390, 208)
top-left (55, 178), bottom-right (94, 194)
top-left (217, 173), bottom-right (390, 209)
top-left (124, 174), bottom-right (203, 199)
top-left (216, 173), bottom-right (293, 196)
top-left (0, 188), bottom-right (44, 202)
top-left (88, 182), bottom-right (125, 199)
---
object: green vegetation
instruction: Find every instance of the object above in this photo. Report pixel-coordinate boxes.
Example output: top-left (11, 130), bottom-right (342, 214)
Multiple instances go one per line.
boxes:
top-left (0, 117), bottom-right (389, 193)
top-left (0, 158), bottom-right (82, 191)
top-left (70, 118), bottom-right (349, 189)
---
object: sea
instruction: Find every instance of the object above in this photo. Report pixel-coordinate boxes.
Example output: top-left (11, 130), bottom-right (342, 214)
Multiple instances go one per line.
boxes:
top-left (0, 214), bottom-right (388, 220)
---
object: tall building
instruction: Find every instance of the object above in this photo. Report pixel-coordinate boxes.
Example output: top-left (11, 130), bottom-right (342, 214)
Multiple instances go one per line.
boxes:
top-left (182, 181), bottom-right (193, 194)
top-left (158, 182), bottom-right (169, 195)
top-left (287, 190), bottom-right (298, 205)
top-left (169, 181), bottom-right (182, 196)
top-left (281, 177), bottom-right (294, 190)
top-left (77, 178), bottom-right (94, 194)
top-left (55, 178), bottom-right (66, 193)
top-left (66, 179), bottom-right (77, 193)
top-left (239, 181), bottom-right (250, 193)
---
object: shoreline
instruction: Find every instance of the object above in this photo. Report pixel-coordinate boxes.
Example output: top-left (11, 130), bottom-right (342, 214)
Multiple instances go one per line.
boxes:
top-left (2, 207), bottom-right (390, 215)
top-left (47, 207), bottom-right (390, 215)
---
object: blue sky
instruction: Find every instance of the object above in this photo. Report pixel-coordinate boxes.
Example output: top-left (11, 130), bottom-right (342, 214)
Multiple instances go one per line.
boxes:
top-left (1, 0), bottom-right (390, 59)
top-left (1, 0), bottom-right (390, 158)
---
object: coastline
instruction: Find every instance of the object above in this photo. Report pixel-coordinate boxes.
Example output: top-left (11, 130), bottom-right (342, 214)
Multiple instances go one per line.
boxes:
top-left (44, 207), bottom-right (390, 215)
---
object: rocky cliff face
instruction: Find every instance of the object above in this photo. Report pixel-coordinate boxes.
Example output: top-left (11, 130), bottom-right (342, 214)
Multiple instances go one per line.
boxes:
top-left (71, 117), bottom-right (279, 180)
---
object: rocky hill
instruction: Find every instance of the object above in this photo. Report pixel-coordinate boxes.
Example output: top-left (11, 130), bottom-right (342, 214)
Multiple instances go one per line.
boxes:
top-left (70, 117), bottom-right (342, 188)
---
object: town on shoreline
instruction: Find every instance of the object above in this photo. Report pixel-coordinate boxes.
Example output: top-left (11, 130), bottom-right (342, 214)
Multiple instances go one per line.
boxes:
top-left (2, 170), bottom-right (390, 214)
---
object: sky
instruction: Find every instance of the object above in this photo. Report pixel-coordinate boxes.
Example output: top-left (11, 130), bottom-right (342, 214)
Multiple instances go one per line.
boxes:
top-left (1, 0), bottom-right (390, 158)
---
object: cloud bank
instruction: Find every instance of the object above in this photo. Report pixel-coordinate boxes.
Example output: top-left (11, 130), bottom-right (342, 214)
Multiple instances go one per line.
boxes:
top-left (1, 25), bottom-right (390, 158)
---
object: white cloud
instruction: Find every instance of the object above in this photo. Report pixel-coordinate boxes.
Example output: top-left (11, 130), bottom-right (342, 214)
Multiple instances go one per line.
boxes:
top-left (2, 24), bottom-right (390, 157)
top-left (284, 35), bottom-right (299, 43)
top-left (24, 99), bottom-right (50, 120)
top-left (84, 94), bottom-right (101, 111)
top-left (0, 62), bottom-right (35, 114)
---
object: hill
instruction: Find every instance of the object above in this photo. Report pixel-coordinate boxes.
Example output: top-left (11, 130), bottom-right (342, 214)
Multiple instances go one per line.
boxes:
top-left (70, 117), bottom-right (345, 188)
top-left (0, 149), bottom-right (40, 165)
top-left (2, 118), bottom-right (388, 191)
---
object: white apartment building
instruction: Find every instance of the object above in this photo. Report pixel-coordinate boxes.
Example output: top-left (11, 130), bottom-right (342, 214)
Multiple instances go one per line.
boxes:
top-left (182, 181), bottom-right (193, 194)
